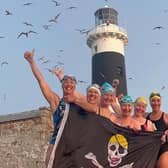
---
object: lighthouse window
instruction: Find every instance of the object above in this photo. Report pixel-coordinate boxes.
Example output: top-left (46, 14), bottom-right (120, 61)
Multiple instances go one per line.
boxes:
top-left (116, 66), bottom-right (123, 76)
top-left (94, 45), bottom-right (98, 52)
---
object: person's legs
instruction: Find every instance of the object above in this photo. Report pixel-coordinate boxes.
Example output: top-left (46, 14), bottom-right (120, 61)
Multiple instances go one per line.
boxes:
top-left (45, 144), bottom-right (54, 167)
top-left (156, 151), bottom-right (168, 168)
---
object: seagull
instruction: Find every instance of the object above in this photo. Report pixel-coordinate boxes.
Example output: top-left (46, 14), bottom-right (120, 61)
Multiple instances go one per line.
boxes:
top-left (78, 80), bottom-right (87, 83)
top-left (153, 26), bottom-right (164, 30)
top-left (75, 28), bottom-right (86, 34)
top-left (52, 0), bottom-right (61, 6)
top-left (59, 49), bottom-right (64, 52)
top-left (164, 9), bottom-right (168, 13)
top-left (43, 24), bottom-right (52, 30)
top-left (161, 86), bottom-right (166, 90)
top-left (45, 68), bottom-right (52, 72)
top-left (67, 6), bottom-right (77, 10)
top-left (1, 61), bottom-right (8, 67)
top-left (154, 42), bottom-right (161, 45)
top-left (81, 30), bottom-right (90, 35)
top-left (4, 10), bottom-right (12, 15)
top-left (17, 30), bottom-right (37, 39)
top-left (23, 22), bottom-right (33, 27)
top-left (128, 77), bottom-right (133, 80)
top-left (0, 36), bottom-right (5, 39)
top-left (38, 56), bottom-right (45, 61)
top-left (23, 2), bottom-right (33, 6)
top-left (42, 60), bottom-right (50, 64)
top-left (48, 13), bottom-right (61, 23)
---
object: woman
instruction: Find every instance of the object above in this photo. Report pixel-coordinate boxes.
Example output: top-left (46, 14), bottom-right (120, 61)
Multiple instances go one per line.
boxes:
top-left (24, 50), bottom-right (77, 167)
top-left (115, 95), bottom-right (141, 130)
top-left (147, 91), bottom-right (168, 168)
top-left (133, 96), bottom-right (156, 131)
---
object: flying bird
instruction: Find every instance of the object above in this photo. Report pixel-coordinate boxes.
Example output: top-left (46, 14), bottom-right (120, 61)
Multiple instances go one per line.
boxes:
top-left (0, 36), bottom-right (5, 39)
top-left (78, 80), bottom-right (87, 83)
top-left (43, 24), bottom-right (52, 30)
top-left (4, 10), bottom-right (12, 15)
top-left (153, 26), bottom-right (164, 30)
top-left (1, 61), bottom-right (8, 67)
top-left (161, 86), bottom-right (166, 90)
top-left (75, 28), bottom-right (86, 34)
top-left (81, 30), bottom-right (90, 35)
top-left (67, 6), bottom-right (77, 10)
top-left (42, 60), bottom-right (50, 64)
top-left (59, 49), bottom-right (64, 52)
top-left (38, 56), bottom-right (45, 61)
top-left (154, 42), bottom-right (160, 45)
top-left (23, 2), bottom-right (33, 6)
top-left (23, 22), bottom-right (33, 27)
top-left (17, 30), bottom-right (37, 39)
top-left (45, 68), bottom-right (52, 72)
top-left (48, 13), bottom-right (61, 23)
top-left (128, 77), bottom-right (133, 80)
top-left (52, 0), bottom-right (61, 6)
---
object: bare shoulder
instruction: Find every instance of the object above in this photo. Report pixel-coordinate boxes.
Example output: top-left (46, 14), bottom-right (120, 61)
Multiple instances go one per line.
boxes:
top-left (164, 112), bottom-right (168, 124)
top-left (50, 92), bottom-right (61, 113)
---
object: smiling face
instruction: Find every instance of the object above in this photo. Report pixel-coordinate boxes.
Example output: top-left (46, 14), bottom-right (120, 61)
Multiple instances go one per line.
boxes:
top-left (101, 93), bottom-right (115, 107)
top-left (121, 103), bottom-right (133, 117)
top-left (62, 78), bottom-right (76, 95)
top-left (150, 97), bottom-right (161, 112)
top-left (87, 88), bottom-right (100, 105)
top-left (134, 102), bottom-right (147, 117)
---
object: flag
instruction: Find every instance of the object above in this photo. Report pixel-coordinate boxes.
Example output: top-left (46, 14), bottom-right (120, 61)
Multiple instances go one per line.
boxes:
top-left (52, 103), bottom-right (162, 168)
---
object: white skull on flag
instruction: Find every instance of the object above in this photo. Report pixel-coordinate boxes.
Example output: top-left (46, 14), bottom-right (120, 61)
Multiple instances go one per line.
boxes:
top-left (108, 134), bottom-right (128, 167)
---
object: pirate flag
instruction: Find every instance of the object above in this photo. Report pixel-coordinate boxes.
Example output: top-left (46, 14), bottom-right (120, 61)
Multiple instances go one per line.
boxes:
top-left (51, 103), bottom-right (162, 168)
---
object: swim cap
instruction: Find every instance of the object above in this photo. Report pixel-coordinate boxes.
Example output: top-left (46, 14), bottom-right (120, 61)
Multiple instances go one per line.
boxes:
top-left (87, 84), bottom-right (101, 95)
top-left (135, 96), bottom-right (147, 105)
top-left (149, 91), bottom-right (161, 100)
top-left (101, 82), bottom-right (115, 95)
top-left (120, 95), bottom-right (134, 104)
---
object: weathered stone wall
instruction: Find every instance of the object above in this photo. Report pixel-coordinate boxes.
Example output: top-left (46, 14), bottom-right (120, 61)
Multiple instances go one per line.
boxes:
top-left (0, 107), bottom-right (53, 168)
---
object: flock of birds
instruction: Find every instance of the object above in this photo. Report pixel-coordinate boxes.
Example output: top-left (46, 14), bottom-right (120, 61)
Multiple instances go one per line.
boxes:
top-left (0, 0), bottom-right (167, 107)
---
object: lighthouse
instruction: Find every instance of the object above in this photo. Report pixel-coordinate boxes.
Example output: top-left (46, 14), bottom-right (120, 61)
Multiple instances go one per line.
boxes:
top-left (87, 6), bottom-right (128, 95)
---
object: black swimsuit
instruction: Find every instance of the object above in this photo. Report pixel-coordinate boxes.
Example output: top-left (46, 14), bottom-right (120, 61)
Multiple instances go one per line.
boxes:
top-left (147, 112), bottom-right (167, 131)
top-left (147, 112), bottom-right (168, 157)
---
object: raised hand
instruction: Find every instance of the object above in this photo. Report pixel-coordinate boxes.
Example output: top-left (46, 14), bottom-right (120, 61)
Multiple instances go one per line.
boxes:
top-left (24, 49), bottom-right (35, 64)
top-left (51, 67), bottom-right (64, 81)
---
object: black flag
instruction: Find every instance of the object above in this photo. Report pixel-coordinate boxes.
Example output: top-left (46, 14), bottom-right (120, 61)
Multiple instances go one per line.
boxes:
top-left (52, 104), bottom-right (162, 168)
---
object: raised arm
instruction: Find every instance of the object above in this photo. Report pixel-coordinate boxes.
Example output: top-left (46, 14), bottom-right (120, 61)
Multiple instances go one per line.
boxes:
top-left (51, 67), bottom-right (64, 81)
top-left (24, 49), bottom-right (60, 112)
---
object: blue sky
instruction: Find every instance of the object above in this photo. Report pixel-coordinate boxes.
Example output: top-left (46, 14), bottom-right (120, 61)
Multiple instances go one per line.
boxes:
top-left (0, 0), bottom-right (168, 114)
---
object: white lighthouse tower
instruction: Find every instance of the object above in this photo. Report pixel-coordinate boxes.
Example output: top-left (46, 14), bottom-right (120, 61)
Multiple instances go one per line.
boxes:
top-left (87, 6), bottom-right (128, 95)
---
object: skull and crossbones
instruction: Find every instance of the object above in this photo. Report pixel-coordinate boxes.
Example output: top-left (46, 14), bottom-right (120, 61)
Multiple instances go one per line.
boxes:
top-left (85, 134), bottom-right (132, 168)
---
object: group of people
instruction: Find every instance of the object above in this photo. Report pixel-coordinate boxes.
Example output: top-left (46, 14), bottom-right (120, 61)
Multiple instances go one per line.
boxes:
top-left (24, 49), bottom-right (168, 168)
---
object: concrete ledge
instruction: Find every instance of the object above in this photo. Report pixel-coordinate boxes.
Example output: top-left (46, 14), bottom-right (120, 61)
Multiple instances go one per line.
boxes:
top-left (0, 107), bottom-right (50, 123)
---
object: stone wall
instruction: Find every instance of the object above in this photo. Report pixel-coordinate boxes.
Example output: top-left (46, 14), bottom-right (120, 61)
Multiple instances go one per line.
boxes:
top-left (0, 107), bottom-right (53, 168)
